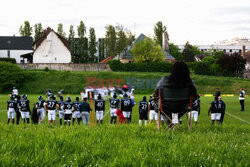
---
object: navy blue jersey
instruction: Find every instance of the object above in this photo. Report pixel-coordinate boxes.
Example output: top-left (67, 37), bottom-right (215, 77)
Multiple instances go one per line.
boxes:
top-left (121, 98), bottom-right (132, 112)
top-left (149, 98), bottom-right (155, 110)
top-left (139, 101), bottom-right (148, 114)
top-left (64, 102), bottom-right (74, 110)
top-left (7, 100), bottom-right (17, 109)
top-left (109, 98), bottom-right (120, 108)
top-left (192, 99), bottom-right (200, 111)
top-left (73, 101), bottom-right (81, 111)
top-left (46, 100), bottom-right (58, 110)
top-left (20, 99), bottom-right (30, 112)
top-left (58, 101), bottom-right (65, 111)
top-left (210, 100), bottom-right (223, 113)
top-left (95, 99), bottom-right (105, 111)
top-left (36, 100), bottom-right (45, 109)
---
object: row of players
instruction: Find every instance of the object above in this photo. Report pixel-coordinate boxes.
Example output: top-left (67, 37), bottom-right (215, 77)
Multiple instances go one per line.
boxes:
top-left (7, 92), bottom-right (225, 126)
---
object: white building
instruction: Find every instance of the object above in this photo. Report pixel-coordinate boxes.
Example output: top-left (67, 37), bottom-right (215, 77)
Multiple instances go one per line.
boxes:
top-left (33, 28), bottom-right (71, 63)
top-left (0, 36), bottom-right (33, 63)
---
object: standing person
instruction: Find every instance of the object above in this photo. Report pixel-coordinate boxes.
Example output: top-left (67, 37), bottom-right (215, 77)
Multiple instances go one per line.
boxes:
top-left (20, 94), bottom-right (31, 124)
top-left (15, 95), bottom-right (21, 125)
top-left (73, 97), bottom-right (81, 125)
top-left (36, 96), bottom-right (45, 124)
top-left (121, 93), bottom-right (133, 123)
top-left (219, 96), bottom-right (226, 124)
top-left (109, 93), bottom-right (120, 124)
top-left (239, 88), bottom-right (245, 111)
top-left (139, 96), bottom-right (148, 125)
top-left (80, 97), bottom-right (92, 125)
top-left (189, 94), bottom-right (201, 125)
top-left (12, 87), bottom-right (18, 99)
top-left (44, 94), bottom-right (58, 125)
top-left (215, 88), bottom-right (221, 98)
top-left (149, 95), bottom-right (158, 125)
top-left (208, 97), bottom-right (223, 125)
top-left (7, 95), bottom-right (17, 125)
top-left (95, 94), bottom-right (105, 125)
top-left (58, 96), bottom-right (65, 125)
top-left (64, 97), bottom-right (74, 126)
top-left (46, 89), bottom-right (53, 100)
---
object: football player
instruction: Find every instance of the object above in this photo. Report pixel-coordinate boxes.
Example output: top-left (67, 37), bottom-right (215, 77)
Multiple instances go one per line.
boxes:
top-left (64, 97), bottom-right (74, 126)
top-left (20, 94), bottom-right (31, 124)
top-left (121, 93), bottom-right (133, 123)
top-left (44, 94), bottom-right (59, 125)
top-left (189, 95), bottom-right (200, 125)
top-left (15, 95), bottom-right (21, 125)
top-left (73, 97), bottom-right (81, 125)
top-left (95, 94), bottom-right (105, 125)
top-left (58, 96), bottom-right (65, 125)
top-left (36, 96), bottom-right (45, 124)
top-left (109, 93), bottom-right (120, 124)
top-left (139, 96), bottom-right (148, 125)
top-left (7, 95), bottom-right (17, 124)
top-left (208, 96), bottom-right (224, 125)
top-left (148, 95), bottom-right (158, 125)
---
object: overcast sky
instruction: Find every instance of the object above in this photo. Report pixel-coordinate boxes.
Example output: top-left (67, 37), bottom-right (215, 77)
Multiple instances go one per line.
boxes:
top-left (1, 0), bottom-right (250, 45)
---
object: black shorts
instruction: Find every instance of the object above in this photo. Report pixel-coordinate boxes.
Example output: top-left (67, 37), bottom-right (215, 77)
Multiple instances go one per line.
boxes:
top-left (139, 113), bottom-right (148, 120)
top-left (64, 114), bottom-right (72, 121)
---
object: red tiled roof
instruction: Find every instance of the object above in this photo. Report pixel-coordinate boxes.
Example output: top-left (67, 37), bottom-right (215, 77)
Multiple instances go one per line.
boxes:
top-left (99, 56), bottom-right (114, 64)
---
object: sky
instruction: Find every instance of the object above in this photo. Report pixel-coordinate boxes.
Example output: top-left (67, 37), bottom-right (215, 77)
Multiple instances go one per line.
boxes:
top-left (0, 0), bottom-right (250, 45)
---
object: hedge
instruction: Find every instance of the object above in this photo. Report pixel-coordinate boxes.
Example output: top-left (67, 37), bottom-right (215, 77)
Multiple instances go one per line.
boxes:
top-left (0, 57), bottom-right (16, 64)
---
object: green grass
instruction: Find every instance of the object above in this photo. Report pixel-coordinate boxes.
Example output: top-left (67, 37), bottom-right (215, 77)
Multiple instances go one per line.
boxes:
top-left (12, 70), bottom-right (250, 94)
top-left (0, 94), bottom-right (249, 166)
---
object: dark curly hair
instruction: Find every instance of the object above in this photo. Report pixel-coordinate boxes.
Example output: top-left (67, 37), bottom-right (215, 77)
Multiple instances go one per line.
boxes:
top-left (169, 61), bottom-right (191, 84)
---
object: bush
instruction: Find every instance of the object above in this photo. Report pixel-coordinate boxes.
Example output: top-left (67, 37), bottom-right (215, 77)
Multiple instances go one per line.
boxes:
top-left (0, 58), bottom-right (16, 64)
top-left (108, 60), bottom-right (174, 72)
top-left (0, 62), bottom-right (26, 92)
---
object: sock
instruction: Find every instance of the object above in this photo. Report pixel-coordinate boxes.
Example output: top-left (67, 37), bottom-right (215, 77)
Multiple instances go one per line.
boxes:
top-left (145, 120), bottom-right (147, 125)
top-left (139, 120), bottom-right (142, 125)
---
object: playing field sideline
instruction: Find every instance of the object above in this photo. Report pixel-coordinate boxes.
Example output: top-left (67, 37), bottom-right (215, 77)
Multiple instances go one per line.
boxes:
top-left (0, 94), bottom-right (249, 166)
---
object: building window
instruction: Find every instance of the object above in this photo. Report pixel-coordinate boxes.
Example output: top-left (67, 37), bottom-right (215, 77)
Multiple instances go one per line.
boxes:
top-left (223, 49), bottom-right (226, 52)
top-left (239, 49), bottom-right (242, 53)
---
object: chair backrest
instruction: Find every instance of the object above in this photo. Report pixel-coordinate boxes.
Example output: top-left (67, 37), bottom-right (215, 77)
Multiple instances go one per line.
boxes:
top-left (161, 87), bottom-right (191, 102)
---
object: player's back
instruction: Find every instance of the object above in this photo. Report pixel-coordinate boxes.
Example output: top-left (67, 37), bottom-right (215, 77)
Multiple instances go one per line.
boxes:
top-left (46, 100), bottom-right (57, 110)
top-left (121, 98), bottom-right (132, 111)
top-left (95, 99), bottom-right (105, 111)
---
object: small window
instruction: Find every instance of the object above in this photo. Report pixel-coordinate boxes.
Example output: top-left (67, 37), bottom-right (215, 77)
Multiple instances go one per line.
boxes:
top-left (223, 49), bottom-right (226, 52)
top-left (230, 49), bottom-right (232, 52)
top-left (239, 49), bottom-right (242, 53)
top-left (7, 50), bottom-right (10, 58)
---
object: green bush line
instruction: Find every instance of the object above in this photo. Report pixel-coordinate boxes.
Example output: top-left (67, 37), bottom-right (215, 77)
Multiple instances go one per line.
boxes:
top-left (0, 57), bottom-right (16, 63)
top-left (5, 70), bottom-right (249, 95)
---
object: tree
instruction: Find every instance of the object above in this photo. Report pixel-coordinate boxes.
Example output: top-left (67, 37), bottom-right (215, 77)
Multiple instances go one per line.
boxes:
top-left (88, 27), bottom-right (97, 62)
top-left (153, 21), bottom-right (167, 47)
top-left (98, 38), bottom-right (105, 62)
top-left (115, 24), bottom-right (127, 58)
top-left (182, 42), bottom-right (201, 62)
top-left (68, 25), bottom-right (76, 62)
top-left (77, 21), bottom-right (88, 63)
top-left (217, 52), bottom-right (246, 77)
top-left (130, 37), bottom-right (165, 63)
top-left (105, 25), bottom-right (116, 57)
top-left (57, 23), bottom-right (66, 37)
top-left (125, 29), bottom-right (135, 47)
top-left (169, 43), bottom-right (183, 60)
top-left (34, 23), bottom-right (44, 41)
top-left (19, 21), bottom-right (33, 37)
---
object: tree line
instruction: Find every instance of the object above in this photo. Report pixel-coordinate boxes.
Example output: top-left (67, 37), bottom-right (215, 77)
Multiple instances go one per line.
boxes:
top-left (19, 21), bottom-right (169, 63)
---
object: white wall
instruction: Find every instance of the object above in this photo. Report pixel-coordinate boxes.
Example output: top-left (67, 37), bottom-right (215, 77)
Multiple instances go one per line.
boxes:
top-left (0, 50), bottom-right (32, 63)
top-left (33, 31), bottom-right (71, 63)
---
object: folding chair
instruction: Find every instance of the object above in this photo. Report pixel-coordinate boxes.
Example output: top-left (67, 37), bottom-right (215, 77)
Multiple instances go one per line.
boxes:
top-left (156, 87), bottom-right (194, 131)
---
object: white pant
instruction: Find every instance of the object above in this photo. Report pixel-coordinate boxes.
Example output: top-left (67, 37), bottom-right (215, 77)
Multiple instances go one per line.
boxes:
top-left (81, 112), bottom-right (90, 125)
top-left (73, 111), bottom-right (81, 118)
top-left (189, 111), bottom-right (198, 122)
top-left (211, 113), bottom-right (221, 120)
top-left (21, 111), bottom-right (30, 119)
top-left (110, 108), bottom-right (117, 117)
top-left (122, 111), bottom-right (131, 118)
top-left (48, 110), bottom-right (56, 121)
top-left (59, 110), bottom-right (65, 119)
top-left (37, 108), bottom-right (45, 119)
top-left (149, 110), bottom-right (158, 120)
top-left (96, 110), bottom-right (104, 120)
top-left (8, 108), bottom-right (15, 119)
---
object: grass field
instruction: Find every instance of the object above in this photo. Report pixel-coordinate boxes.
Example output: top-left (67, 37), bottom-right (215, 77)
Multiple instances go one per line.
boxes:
top-left (0, 94), bottom-right (249, 166)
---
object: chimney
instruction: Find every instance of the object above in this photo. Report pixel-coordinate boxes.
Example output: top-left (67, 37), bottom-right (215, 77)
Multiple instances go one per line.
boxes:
top-left (242, 45), bottom-right (246, 58)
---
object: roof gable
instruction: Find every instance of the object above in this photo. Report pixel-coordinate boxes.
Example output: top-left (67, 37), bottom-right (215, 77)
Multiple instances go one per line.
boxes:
top-left (34, 27), bottom-right (70, 52)
top-left (0, 36), bottom-right (33, 50)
